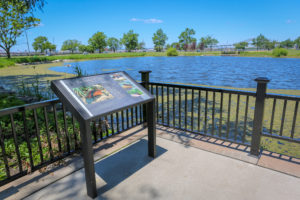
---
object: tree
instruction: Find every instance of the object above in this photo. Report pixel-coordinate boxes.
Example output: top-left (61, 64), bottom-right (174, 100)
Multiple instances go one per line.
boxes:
top-left (178, 28), bottom-right (196, 51)
top-left (252, 34), bottom-right (269, 50)
top-left (234, 42), bottom-right (248, 51)
top-left (78, 44), bottom-right (94, 53)
top-left (171, 42), bottom-right (180, 50)
top-left (44, 41), bottom-right (56, 52)
top-left (280, 39), bottom-right (294, 48)
top-left (61, 39), bottom-right (81, 53)
top-left (137, 41), bottom-right (145, 50)
top-left (295, 37), bottom-right (300, 49)
top-left (0, 1), bottom-right (40, 58)
top-left (32, 36), bottom-right (48, 52)
top-left (88, 32), bottom-right (107, 53)
top-left (121, 30), bottom-right (139, 52)
top-left (200, 36), bottom-right (219, 50)
top-left (107, 37), bottom-right (120, 52)
top-left (266, 40), bottom-right (277, 50)
top-left (152, 28), bottom-right (168, 52)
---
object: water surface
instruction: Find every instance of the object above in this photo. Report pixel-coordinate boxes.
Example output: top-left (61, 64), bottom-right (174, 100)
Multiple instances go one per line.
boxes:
top-left (50, 56), bottom-right (300, 90)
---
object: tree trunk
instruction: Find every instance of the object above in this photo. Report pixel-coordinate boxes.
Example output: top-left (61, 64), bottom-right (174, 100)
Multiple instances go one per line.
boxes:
top-left (6, 49), bottom-right (11, 58)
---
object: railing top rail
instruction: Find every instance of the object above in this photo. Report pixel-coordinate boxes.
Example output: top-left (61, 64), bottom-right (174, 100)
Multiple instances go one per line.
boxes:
top-left (0, 98), bottom-right (60, 117)
top-left (148, 82), bottom-right (257, 96)
top-left (266, 93), bottom-right (300, 101)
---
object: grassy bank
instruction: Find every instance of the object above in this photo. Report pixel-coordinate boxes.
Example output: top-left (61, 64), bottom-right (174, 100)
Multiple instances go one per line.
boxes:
top-left (2, 50), bottom-right (299, 68)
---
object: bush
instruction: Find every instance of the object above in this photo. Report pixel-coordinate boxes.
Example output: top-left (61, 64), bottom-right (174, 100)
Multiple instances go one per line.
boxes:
top-left (272, 48), bottom-right (288, 57)
top-left (166, 48), bottom-right (178, 56)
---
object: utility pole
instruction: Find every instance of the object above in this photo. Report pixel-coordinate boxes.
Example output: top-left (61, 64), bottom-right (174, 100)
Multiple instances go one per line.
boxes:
top-left (25, 30), bottom-right (30, 55)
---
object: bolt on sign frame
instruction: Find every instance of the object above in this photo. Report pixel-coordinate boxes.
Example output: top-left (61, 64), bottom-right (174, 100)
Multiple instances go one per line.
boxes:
top-left (51, 71), bottom-right (156, 198)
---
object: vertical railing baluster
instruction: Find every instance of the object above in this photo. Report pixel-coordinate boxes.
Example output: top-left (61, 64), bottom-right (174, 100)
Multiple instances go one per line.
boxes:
top-left (156, 85), bottom-right (159, 121)
top-left (211, 92), bottom-right (215, 136)
top-left (72, 115), bottom-right (79, 149)
top-left (179, 88), bottom-right (181, 128)
top-left (218, 92), bottom-right (223, 137)
top-left (10, 114), bottom-right (22, 172)
top-left (131, 107), bottom-right (134, 127)
top-left (62, 105), bottom-right (71, 153)
top-left (105, 116), bottom-right (109, 137)
top-left (126, 109), bottom-right (129, 129)
top-left (151, 84), bottom-right (153, 94)
top-left (167, 86), bottom-right (170, 126)
top-left (135, 106), bottom-right (138, 125)
top-left (99, 118), bottom-right (104, 139)
top-left (110, 114), bottom-right (114, 135)
top-left (234, 94), bottom-right (240, 141)
top-left (280, 100), bottom-right (287, 136)
top-left (121, 110), bottom-right (124, 131)
top-left (226, 93), bottom-right (232, 139)
top-left (191, 89), bottom-right (194, 131)
top-left (53, 103), bottom-right (62, 152)
top-left (116, 112), bottom-right (120, 133)
top-left (173, 87), bottom-right (175, 126)
top-left (0, 122), bottom-right (10, 178)
top-left (198, 90), bottom-right (201, 132)
top-left (33, 109), bottom-right (44, 163)
top-left (204, 91), bottom-right (208, 134)
top-left (291, 101), bottom-right (298, 139)
top-left (92, 121), bottom-right (97, 142)
top-left (269, 98), bottom-right (276, 135)
top-left (22, 109), bottom-right (34, 169)
top-left (185, 88), bottom-right (188, 130)
top-left (162, 86), bottom-right (164, 124)
top-left (242, 95), bottom-right (249, 143)
top-left (44, 107), bottom-right (54, 160)
top-left (139, 105), bottom-right (142, 123)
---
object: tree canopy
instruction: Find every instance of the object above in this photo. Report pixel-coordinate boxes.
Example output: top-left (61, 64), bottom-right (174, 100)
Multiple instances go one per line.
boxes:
top-left (252, 34), bottom-right (269, 50)
top-left (107, 37), bottom-right (120, 52)
top-left (295, 37), bottom-right (300, 49)
top-left (152, 28), bottom-right (168, 52)
top-left (0, 1), bottom-right (40, 58)
top-left (121, 30), bottom-right (139, 52)
top-left (32, 36), bottom-right (55, 53)
top-left (178, 28), bottom-right (196, 51)
top-left (280, 39), bottom-right (294, 48)
top-left (88, 32), bottom-right (107, 53)
top-left (234, 42), bottom-right (248, 50)
top-left (199, 36), bottom-right (219, 49)
top-left (61, 39), bottom-right (81, 53)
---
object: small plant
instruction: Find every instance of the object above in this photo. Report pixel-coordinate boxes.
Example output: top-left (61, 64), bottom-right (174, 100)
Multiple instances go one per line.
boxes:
top-left (272, 48), bottom-right (288, 57)
top-left (166, 48), bottom-right (179, 56)
top-left (72, 64), bottom-right (87, 77)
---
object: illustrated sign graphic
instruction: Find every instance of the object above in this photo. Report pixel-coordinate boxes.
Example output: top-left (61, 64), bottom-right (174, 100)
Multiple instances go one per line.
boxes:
top-left (72, 84), bottom-right (113, 104)
top-left (110, 73), bottom-right (144, 97)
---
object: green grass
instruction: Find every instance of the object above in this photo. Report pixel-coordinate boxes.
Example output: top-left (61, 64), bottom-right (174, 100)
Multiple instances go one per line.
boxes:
top-left (1, 50), bottom-right (300, 68)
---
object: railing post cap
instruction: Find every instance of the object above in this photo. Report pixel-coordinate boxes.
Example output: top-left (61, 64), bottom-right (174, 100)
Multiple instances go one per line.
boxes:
top-left (139, 70), bottom-right (152, 74)
top-left (254, 77), bottom-right (270, 83)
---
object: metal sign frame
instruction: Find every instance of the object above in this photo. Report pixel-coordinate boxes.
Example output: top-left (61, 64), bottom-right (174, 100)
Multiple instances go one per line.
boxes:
top-left (51, 71), bottom-right (156, 198)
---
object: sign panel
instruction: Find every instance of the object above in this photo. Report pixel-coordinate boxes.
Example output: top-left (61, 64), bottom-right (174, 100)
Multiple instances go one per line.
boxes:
top-left (51, 71), bottom-right (154, 120)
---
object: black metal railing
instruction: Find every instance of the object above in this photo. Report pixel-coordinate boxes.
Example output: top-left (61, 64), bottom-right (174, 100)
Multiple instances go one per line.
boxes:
top-left (0, 99), bottom-right (143, 185)
top-left (139, 71), bottom-right (299, 156)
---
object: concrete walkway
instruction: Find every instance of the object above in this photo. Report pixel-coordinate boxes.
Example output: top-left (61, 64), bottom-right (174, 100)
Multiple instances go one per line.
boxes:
top-left (24, 136), bottom-right (300, 200)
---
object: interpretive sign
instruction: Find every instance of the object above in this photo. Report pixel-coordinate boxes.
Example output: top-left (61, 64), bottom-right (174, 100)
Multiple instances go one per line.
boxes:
top-left (51, 71), bottom-right (154, 121)
top-left (51, 71), bottom-right (156, 198)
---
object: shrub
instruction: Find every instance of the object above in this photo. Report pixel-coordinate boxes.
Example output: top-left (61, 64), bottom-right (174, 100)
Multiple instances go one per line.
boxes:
top-left (272, 48), bottom-right (288, 57)
top-left (166, 48), bottom-right (178, 56)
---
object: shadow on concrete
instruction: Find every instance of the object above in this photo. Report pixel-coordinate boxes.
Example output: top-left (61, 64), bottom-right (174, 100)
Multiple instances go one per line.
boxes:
top-left (95, 139), bottom-right (167, 197)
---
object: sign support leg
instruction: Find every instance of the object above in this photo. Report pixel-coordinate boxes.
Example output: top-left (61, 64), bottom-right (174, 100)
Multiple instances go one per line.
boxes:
top-left (79, 120), bottom-right (97, 198)
top-left (147, 100), bottom-right (156, 158)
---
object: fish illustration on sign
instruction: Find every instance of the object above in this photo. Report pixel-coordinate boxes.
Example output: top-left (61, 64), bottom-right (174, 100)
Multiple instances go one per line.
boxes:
top-left (110, 73), bottom-right (144, 97)
top-left (73, 84), bottom-right (113, 104)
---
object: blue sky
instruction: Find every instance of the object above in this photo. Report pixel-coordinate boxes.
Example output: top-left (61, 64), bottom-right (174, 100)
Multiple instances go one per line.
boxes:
top-left (10, 0), bottom-right (300, 52)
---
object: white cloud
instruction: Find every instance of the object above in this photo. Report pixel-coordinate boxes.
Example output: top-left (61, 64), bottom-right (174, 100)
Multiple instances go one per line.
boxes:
top-left (130, 18), bottom-right (163, 24)
top-left (286, 19), bottom-right (296, 24)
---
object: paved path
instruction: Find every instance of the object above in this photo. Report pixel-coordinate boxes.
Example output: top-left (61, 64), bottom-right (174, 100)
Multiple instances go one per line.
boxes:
top-left (25, 136), bottom-right (300, 200)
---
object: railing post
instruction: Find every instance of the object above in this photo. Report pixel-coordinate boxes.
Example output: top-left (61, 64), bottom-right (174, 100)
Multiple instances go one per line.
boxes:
top-left (139, 70), bottom-right (152, 126)
top-left (250, 77), bottom-right (270, 156)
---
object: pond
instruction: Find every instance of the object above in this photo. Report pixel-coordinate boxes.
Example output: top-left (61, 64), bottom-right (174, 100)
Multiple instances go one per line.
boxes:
top-left (50, 56), bottom-right (300, 90)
